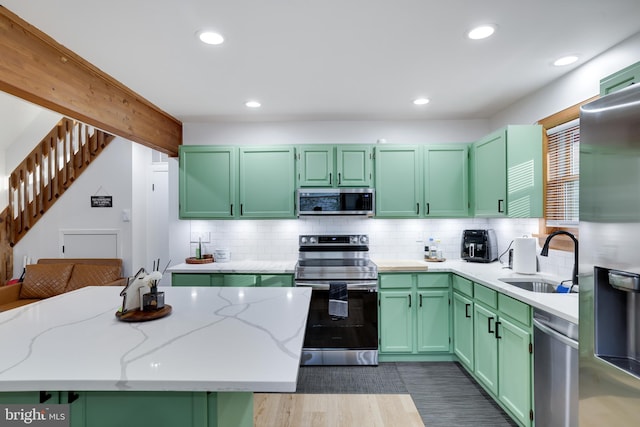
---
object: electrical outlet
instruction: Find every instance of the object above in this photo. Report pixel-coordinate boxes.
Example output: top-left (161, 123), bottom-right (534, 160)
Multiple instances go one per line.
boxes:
top-left (190, 232), bottom-right (211, 243)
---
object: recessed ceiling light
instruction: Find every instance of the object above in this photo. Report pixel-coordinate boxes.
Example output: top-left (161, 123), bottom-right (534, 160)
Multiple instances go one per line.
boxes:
top-left (413, 98), bottom-right (430, 106)
top-left (197, 30), bottom-right (224, 45)
top-left (553, 55), bottom-right (579, 66)
top-left (245, 100), bottom-right (261, 108)
top-left (467, 25), bottom-right (496, 40)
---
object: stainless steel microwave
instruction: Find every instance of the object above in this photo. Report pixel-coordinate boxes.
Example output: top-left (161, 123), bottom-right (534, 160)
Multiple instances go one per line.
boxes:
top-left (297, 188), bottom-right (375, 216)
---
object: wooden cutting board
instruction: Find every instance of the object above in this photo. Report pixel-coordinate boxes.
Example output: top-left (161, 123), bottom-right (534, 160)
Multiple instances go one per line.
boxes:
top-left (373, 260), bottom-right (429, 272)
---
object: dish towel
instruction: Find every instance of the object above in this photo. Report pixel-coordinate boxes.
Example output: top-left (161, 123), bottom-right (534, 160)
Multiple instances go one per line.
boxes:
top-left (328, 282), bottom-right (348, 319)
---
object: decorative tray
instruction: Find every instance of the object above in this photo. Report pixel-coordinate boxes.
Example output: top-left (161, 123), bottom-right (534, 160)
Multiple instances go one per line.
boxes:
top-left (115, 305), bottom-right (172, 322)
top-left (424, 258), bottom-right (446, 262)
top-left (185, 256), bottom-right (213, 264)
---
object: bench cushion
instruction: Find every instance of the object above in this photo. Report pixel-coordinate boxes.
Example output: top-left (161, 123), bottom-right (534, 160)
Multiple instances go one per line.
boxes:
top-left (19, 264), bottom-right (74, 299)
top-left (65, 263), bottom-right (121, 292)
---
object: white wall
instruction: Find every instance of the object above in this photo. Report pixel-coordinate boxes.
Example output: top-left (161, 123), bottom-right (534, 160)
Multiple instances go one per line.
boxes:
top-left (184, 119), bottom-right (490, 146)
top-left (491, 32), bottom-right (640, 128)
top-left (2, 109), bottom-right (62, 206)
top-left (12, 138), bottom-right (134, 277)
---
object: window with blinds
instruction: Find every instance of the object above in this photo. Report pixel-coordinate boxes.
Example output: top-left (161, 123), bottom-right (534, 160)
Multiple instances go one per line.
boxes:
top-left (546, 118), bottom-right (579, 227)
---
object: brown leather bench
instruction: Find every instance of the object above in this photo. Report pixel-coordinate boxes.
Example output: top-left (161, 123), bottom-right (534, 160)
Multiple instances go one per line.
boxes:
top-left (0, 258), bottom-right (126, 312)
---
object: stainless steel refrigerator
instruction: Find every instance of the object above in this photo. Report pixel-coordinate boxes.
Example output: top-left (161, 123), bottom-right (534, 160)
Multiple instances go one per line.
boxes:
top-left (579, 83), bottom-right (640, 425)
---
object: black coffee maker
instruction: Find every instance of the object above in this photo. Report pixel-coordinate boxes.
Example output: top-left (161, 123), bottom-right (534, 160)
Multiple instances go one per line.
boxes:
top-left (461, 229), bottom-right (498, 262)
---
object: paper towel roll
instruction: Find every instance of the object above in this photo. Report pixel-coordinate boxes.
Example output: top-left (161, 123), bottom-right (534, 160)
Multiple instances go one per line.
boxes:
top-left (513, 237), bottom-right (537, 274)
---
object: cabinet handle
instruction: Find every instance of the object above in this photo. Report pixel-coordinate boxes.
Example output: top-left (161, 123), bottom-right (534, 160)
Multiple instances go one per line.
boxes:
top-left (39, 391), bottom-right (52, 403)
top-left (416, 203), bottom-right (420, 215)
top-left (426, 203), bottom-right (430, 215)
top-left (495, 321), bottom-right (502, 339)
top-left (68, 391), bottom-right (80, 404)
top-left (487, 316), bottom-right (494, 334)
top-left (408, 294), bottom-right (412, 308)
top-left (329, 173), bottom-right (332, 185)
top-left (419, 294), bottom-right (423, 307)
top-left (240, 204), bottom-right (243, 216)
top-left (465, 303), bottom-right (471, 318)
top-left (498, 199), bottom-right (504, 213)
top-left (338, 173), bottom-right (341, 185)
top-left (230, 204), bottom-right (233, 216)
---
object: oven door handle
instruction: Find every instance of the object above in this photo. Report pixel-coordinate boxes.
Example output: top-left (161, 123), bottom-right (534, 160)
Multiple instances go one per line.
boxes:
top-left (294, 281), bottom-right (378, 291)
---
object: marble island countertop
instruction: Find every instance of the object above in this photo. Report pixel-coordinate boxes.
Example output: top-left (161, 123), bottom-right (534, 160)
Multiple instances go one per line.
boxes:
top-left (0, 286), bottom-right (311, 392)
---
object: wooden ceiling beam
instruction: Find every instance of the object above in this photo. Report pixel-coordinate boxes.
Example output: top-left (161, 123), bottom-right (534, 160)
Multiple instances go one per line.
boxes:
top-left (0, 6), bottom-right (182, 156)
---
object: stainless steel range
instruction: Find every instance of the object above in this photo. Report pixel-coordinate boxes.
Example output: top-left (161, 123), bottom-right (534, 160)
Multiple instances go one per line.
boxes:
top-left (294, 234), bottom-right (378, 365)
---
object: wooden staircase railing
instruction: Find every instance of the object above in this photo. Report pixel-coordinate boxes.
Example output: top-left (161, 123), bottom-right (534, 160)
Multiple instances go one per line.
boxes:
top-left (8, 117), bottom-right (116, 247)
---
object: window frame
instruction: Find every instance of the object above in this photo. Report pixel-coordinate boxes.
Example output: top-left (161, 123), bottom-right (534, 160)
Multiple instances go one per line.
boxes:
top-left (535, 96), bottom-right (597, 251)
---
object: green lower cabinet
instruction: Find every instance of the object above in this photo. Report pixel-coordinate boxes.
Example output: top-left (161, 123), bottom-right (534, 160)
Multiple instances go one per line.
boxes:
top-left (452, 291), bottom-right (474, 369)
top-left (416, 290), bottom-right (451, 352)
top-left (259, 274), bottom-right (293, 287)
top-left (172, 273), bottom-right (293, 287)
top-left (497, 317), bottom-right (533, 427)
top-left (379, 291), bottom-right (414, 353)
top-left (379, 273), bottom-right (452, 361)
top-left (473, 303), bottom-right (498, 394)
top-left (67, 391), bottom-right (208, 427)
top-left (172, 273), bottom-right (213, 287)
top-left (454, 282), bottom-right (533, 427)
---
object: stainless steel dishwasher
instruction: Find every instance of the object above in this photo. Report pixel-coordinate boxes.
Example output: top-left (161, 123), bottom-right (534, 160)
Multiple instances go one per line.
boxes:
top-left (533, 309), bottom-right (578, 427)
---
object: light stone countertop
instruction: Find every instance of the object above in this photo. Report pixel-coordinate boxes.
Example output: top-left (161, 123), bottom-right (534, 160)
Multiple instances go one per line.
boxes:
top-left (373, 258), bottom-right (578, 325)
top-left (0, 286), bottom-right (310, 392)
top-left (167, 260), bottom-right (297, 274)
top-left (166, 258), bottom-right (577, 324)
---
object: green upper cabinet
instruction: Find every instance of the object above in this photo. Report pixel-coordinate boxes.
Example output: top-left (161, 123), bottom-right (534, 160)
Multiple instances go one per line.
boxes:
top-left (239, 146), bottom-right (296, 218)
top-left (473, 129), bottom-right (507, 217)
top-left (374, 145), bottom-right (421, 217)
top-left (179, 146), bottom-right (236, 219)
top-left (600, 61), bottom-right (640, 96)
top-left (336, 145), bottom-right (373, 186)
top-left (423, 144), bottom-right (469, 217)
top-left (506, 125), bottom-right (543, 218)
top-left (297, 144), bottom-right (372, 187)
top-left (297, 145), bottom-right (334, 186)
top-left (473, 125), bottom-right (542, 218)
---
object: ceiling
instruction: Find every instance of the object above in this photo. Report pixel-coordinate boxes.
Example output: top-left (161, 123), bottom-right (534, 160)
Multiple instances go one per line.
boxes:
top-left (2, 0), bottom-right (640, 124)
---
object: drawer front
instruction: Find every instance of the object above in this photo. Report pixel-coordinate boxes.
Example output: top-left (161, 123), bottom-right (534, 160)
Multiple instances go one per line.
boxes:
top-left (379, 273), bottom-right (415, 289)
top-left (498, 293), bottom-right (531, 326)
top-left (224, 274), bottom-right (258, 287)
top-left (172, 273), bottom-right (211, 287)
top-left (260, 274), bottom-right (293, 287)
top-left (452, 275), bottom-right (473, 297)
top-left (474, 283), bottom-right (497, 309)
top-left (417, 273), bottom-right (450, 288)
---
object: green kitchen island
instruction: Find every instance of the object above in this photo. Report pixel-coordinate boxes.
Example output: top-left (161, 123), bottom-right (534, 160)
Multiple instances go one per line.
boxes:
top-left (0, 286), bottom-right (311, 427)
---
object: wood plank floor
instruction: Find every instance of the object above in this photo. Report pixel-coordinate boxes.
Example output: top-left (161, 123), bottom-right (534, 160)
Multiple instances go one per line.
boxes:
top-left (254, 393), bottom-right (425, 427)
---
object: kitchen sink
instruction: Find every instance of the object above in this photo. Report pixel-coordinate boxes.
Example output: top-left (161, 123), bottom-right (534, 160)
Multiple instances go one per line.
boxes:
top-left (498, 278), bottom-right (570, 293)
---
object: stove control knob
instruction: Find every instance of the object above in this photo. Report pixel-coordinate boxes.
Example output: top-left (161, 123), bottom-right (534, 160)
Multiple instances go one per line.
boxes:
top-left (309, 237), bottom-right (317, 244)
top-left (350, 235), bottom-right (358, 244)
top-left (360, 235), bottom-right (368, 244)
top-left (300, 236), bottom-right (308, 244)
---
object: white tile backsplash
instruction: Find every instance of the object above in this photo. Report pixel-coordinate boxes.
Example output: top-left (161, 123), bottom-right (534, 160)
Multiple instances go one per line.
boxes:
top-left (187, 217), bottom-right (575, 279)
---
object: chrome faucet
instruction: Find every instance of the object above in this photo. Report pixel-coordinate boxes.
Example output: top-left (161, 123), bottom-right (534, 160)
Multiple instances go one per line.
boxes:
top-left (540, 230), bottom-right (579, 291)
